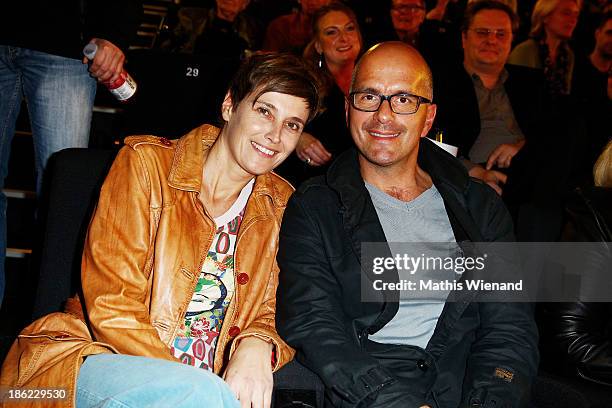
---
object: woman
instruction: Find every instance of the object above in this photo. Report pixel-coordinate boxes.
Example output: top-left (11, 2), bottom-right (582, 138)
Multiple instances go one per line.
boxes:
top-left (538, 140), bottom-right (612, 385)
top-left (277, 2), bottom-right (362, 186)
top-left (0, 53), bottom-right (322, 408)
top-left (509, 0), bottom-right (581, 97)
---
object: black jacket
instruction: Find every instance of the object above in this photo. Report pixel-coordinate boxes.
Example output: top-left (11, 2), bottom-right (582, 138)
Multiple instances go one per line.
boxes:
top-left (277, 140), bottom-right (539, 407)
top-left (431, 63), bottom-right (546, 160)
top-left (538, 187), bottom-right (612, 385)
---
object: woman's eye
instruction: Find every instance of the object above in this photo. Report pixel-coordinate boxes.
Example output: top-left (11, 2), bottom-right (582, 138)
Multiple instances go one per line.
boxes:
top-left (286, 122), bottom-right (301, 132)
top-left (346, 24), bottom-right (356, 32)
top-left (324, 28), bottom-right (338, 36)
top-left (257, 107), bottom-right (271, 116)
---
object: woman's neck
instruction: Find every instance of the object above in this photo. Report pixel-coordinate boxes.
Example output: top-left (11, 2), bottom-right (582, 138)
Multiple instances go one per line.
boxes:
top-left (545, 34), bottom-right (562, 62)
top-left (199, 135), bottom-right (253, 218)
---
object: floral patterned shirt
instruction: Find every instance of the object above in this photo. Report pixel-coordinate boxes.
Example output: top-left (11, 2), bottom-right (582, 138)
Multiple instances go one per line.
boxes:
top-left (171, 179), bottom-right (254, 371)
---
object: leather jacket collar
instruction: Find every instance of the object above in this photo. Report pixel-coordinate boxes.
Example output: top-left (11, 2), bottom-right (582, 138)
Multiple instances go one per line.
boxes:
top-left (167, 124), bottom-right (290, 209)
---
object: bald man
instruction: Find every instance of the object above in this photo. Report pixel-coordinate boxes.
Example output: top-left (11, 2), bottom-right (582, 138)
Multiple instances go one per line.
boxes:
top-left (276, 42), bottom-right (538, 407)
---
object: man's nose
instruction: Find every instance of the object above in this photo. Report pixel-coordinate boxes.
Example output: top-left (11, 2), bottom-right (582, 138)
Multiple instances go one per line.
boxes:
top-left (374, 99), bottom-right (394, 123)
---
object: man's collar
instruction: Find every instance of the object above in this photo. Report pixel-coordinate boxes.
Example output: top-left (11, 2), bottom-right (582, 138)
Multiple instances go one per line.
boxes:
top-left (463, 63), bottom-right (509, 87)
top-left (327, 139), bottom-right (470, 206)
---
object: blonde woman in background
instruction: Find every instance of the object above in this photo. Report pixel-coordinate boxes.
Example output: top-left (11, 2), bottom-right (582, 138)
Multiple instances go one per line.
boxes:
top-left (509, 0), bottom-right (582, 97)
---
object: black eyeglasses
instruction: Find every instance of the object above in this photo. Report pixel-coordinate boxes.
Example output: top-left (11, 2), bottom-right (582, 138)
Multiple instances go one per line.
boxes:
top-left (469, 28), bottom-right (510, 40)
top-left (349, 91), bottom-right (431, 115)
top-left (392, 5), bottom-right (425, 13)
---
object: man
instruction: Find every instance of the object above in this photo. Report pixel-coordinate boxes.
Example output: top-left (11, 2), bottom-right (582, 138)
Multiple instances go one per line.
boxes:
top-left (588, 10), bottom-right (612, 98)
top-left (0, 0), bottom-right (142, 307)
top-left (162, 0), bottom-right (261, 59)
top-left (263, 0), bottom-right (331, 53)
top-left (276, 42), bottom-right (538, 407)
top-left (432, 0), bottom-right (546, 196)
top-left (366, 0), bottom-right (462, 69)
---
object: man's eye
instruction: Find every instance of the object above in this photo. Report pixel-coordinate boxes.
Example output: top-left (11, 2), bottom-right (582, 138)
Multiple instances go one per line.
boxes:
top-left (362, 94), bottom-right (377, 101)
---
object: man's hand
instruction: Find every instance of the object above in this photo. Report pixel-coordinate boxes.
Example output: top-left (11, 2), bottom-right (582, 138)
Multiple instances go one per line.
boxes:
top-left (295, 132), bottom-right (332, 166)
top-left (82, 38), bottom-right (126, 83)
top-left (223, 337), bottom-right (274, 408)
top-left (469, 165), bottom-right (507, 195)
top-left (486, 140), bottom-right (525, 170)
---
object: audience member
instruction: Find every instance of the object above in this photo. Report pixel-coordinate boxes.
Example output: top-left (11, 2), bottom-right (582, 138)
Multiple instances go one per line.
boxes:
top-left (587, 10), bottom-right (612, 98)
top-left (277, 41), bottom-right (538, 407)
top-left (162, 0), bottom-right (262, 59)
top-left (571, 11), bottom-right (612, 182)
top-left (509, 0), bottom-right (582, 97)
top-left (538, 140), bottom-right (612, 385)
top-left (263, 0), bottom-right (331, 53)
top-left (0, 0), bottom-right (142, 307)
top-left (277, 2), bottom-right (362, 186)
top-left (432, 0), bottom-right (547, 199)
top-left (0, 53), bottom-right (322, 408)
top-left (367, 0), bottom-right (462, 68)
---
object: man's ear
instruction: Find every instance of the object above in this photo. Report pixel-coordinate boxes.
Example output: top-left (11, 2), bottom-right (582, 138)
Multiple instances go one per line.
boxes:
top-left (221, 91), bottom-right (233, 122)
top-left (420, 103), bottom-right (437, 138)
top-left (345, 97), bottom-right (350, 126)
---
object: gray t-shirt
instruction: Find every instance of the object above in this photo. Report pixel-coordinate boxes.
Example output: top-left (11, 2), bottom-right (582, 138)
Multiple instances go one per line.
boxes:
top-left (467, 70), bottom-right (525, 164)
top-left (365, 181), bottom-right (458, 349)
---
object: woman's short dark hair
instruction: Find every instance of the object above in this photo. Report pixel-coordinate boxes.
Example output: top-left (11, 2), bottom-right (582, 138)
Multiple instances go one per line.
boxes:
top-left (461, 0), bottom-right (519, 33)
top-left (228, 52), bottom-right (323, 123)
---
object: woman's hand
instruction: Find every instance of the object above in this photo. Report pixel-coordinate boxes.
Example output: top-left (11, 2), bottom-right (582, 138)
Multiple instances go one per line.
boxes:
top-left (296, 132), bottom-right (332, 166)
top-left (223, 337), bottom-right (274, 408)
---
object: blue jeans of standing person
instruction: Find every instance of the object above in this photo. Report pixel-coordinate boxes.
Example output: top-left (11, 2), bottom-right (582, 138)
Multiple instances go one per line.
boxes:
top-left (77, 354), bottom-right (240, 407)
top-left (0, 45), bottom-right (96, 307)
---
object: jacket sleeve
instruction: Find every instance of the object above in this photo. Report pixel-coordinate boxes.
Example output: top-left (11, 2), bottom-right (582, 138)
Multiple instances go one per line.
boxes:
top-left (81, 146), bottom-right (177, 362)
top-left (229, 259), bottom-right (295, 372)
top-left (276, 193), bottom-right (424, 407)
top-left (545, 302), bottom-right (612, 385)
top-left (461, 191), bottom-right (539, 407)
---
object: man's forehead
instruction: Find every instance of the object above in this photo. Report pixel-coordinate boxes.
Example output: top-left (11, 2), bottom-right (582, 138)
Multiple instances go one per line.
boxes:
top-left (394, 0), bottom-right (425, 5)
top-left (354, 56), bottom-right (428, 94)
top-left (471, 9), bottom-right (512, 27)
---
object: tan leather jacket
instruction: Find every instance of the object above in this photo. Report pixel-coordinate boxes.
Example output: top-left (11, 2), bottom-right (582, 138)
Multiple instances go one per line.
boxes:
top-left (0, 124), bottom-right (295, 407)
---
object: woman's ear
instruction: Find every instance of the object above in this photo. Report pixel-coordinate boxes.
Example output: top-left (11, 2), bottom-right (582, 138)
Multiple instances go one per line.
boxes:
top-left (314, 40), bottom-right (322, 55)
top-left (221, 91), bottom-right (233, 122)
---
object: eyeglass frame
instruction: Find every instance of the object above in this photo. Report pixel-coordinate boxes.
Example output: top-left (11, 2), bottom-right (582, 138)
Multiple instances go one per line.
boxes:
top-left (391, 5), bottom-right (425, 13)
top-left (348, 91), bottom-right (432, 115)
top-left (468, 28), bottom-right (511, 40)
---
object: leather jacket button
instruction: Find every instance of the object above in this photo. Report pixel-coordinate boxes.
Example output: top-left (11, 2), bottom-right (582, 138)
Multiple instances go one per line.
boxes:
top-left (228, 326), bottom-right (241, 337)
top-left (417, 359), bottom-right (429, 371)
top-left (237, 272), bottom-right (249, 285)
top-left (160, 137), bottom-right (172, 146)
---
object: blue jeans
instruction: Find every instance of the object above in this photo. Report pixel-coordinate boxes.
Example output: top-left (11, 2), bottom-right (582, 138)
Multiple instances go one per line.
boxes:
top-left (76, 354), bottom-right (240, 407)
top-left (0, 46), bottom-right (96, 306)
